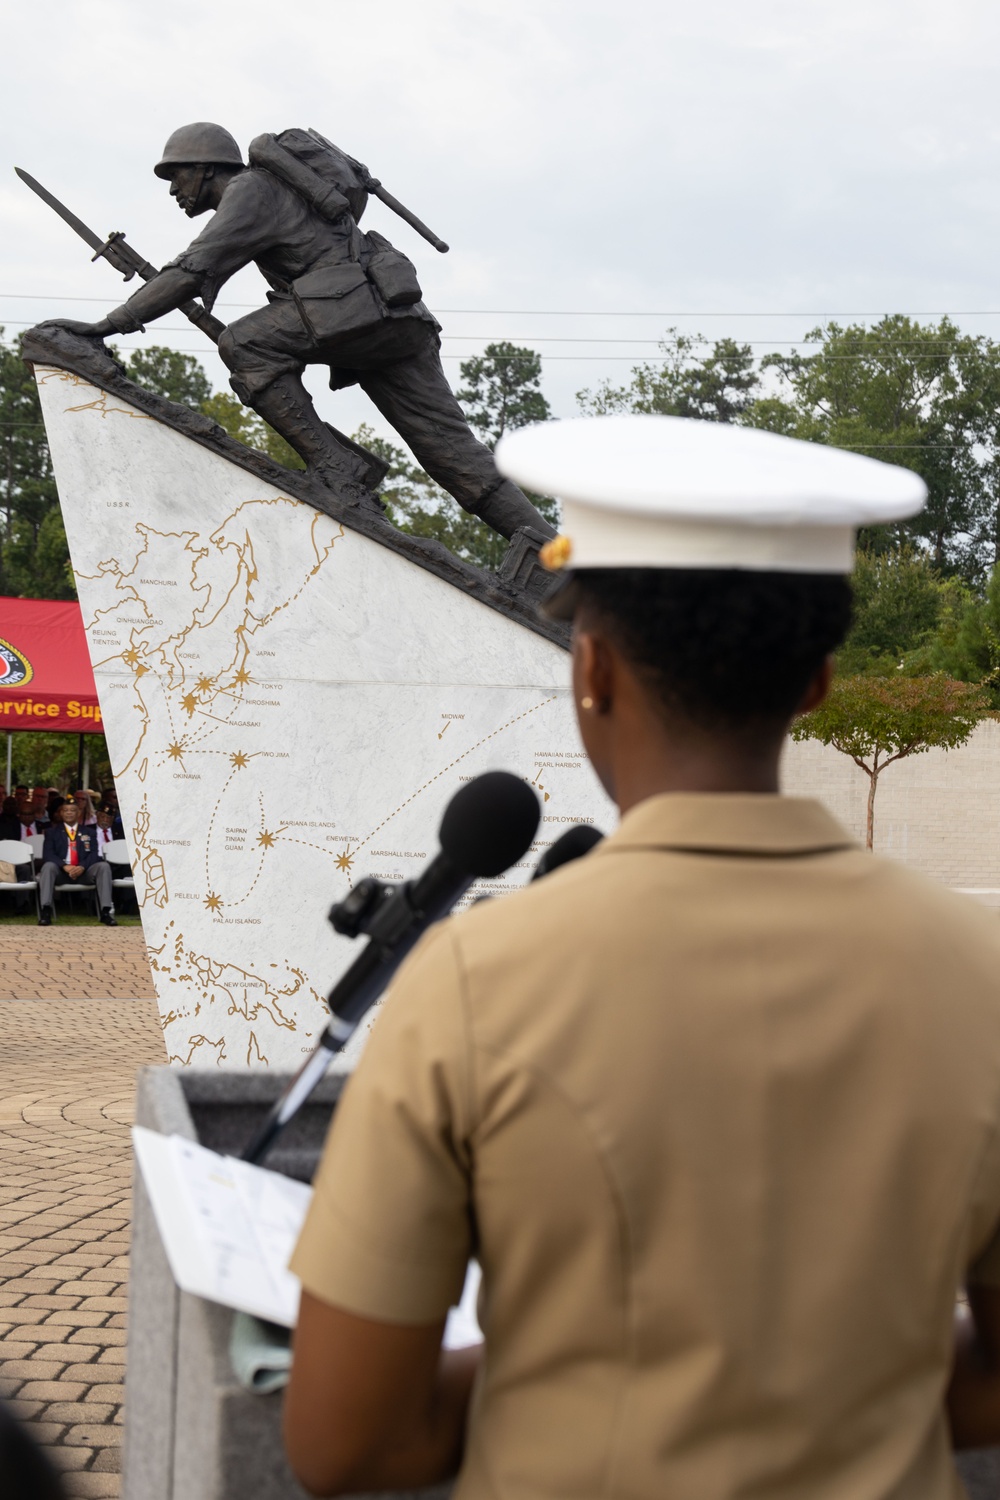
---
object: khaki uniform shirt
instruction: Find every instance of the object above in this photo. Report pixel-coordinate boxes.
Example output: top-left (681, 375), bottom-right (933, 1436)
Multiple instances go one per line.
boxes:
top-left (292, 795), bottom-right (1000, 1500)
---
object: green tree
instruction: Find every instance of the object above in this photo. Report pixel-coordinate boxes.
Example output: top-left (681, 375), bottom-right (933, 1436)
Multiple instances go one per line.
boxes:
top-left (792, 674), bottom-right (990, 849)
top-left (126, 349), bottom-right (305, 468)
top-left (578, 330), bottom-right (759, 423)
top-left (458, 342), bottom-right (551, 446)
top-left (7, 730), bottom-right (112, 791)
top-left (456, 341), bottom-right (557, 537)
top-left (126, 347), bottom-right (212, 407)
top-left (0, 329), bottom-right (67, 598)
top-left (352, 425), bottom-right (509, 571)
top-left (747, 317), bottom-right (1000, 577)
top-left (914, 563), bottom-right (1000, 703)
top-left (579, 316), bottom-right (1000, 581)
top-left (838, 549), bottom-right (946, 675)
top-left (201, 391), bottom-right (305, 469)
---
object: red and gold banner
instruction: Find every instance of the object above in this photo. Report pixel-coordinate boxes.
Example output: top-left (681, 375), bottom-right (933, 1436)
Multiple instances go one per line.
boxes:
top-left (0, 597), bottom-right (103, 733)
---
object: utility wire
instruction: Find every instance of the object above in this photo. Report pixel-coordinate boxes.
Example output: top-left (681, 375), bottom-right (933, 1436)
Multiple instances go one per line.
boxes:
top-left (3, 293), bottom-right (1000, 317)
top-left (5, 348), bottom-right (984, 362)
top-left (0, 319), bottom-right (984, 349)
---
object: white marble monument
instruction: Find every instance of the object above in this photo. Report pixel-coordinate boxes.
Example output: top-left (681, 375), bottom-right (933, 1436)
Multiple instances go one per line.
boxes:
top-left (34, 363), bottom-right (614, 1070)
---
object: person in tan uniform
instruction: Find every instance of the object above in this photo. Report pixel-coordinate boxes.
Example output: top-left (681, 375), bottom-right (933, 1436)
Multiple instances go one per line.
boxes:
top-left (285, 414), bottom-right (1000, 1498)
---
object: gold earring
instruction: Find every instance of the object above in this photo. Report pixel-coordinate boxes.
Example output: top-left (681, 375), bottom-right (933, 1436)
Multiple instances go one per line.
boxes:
top-left (581, 696), bottom-right (594, 710)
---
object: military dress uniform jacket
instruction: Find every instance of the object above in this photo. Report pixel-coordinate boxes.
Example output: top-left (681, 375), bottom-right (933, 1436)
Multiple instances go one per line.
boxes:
top-left (41, 824), bottom-right (100, 870)
top-left (291, 794), bottom-right (1000, 1500)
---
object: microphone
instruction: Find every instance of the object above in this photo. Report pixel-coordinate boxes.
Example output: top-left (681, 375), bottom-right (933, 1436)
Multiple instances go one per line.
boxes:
top-left (241, 771), bottom-right (541, 1163)
top-left (325, 771), bottom-right (541, 1036)
top-left (531, 823), bottom-right (603, 880)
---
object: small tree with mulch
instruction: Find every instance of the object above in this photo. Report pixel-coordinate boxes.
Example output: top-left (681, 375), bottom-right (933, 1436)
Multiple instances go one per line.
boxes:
top-left (791, 674), bottom-right (991, 850)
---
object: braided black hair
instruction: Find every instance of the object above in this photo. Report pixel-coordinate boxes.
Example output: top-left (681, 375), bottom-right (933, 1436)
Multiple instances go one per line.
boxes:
top-left (571, 569), bottom-right (853, 734)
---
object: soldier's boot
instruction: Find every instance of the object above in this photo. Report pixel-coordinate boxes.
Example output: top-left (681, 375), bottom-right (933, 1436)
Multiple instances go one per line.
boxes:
top-left (249, 374), bottom-right (385, 499)
top-left (466, 478), bottom-right (556, 541)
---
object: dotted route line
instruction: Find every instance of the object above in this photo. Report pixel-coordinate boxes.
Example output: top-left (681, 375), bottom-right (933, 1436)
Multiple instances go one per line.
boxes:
top-left (218, 828), bottom-right (270, 908)
top-left (185, 694), bottom-right (562, 891)
top-left (352, 694), bottom-right (559, 856)
top-left (204, 765), bottom-right (239, 893)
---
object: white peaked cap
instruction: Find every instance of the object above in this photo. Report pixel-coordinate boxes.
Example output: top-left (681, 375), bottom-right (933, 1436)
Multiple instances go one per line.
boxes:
top-left (495, 414), bottom-right (928, 575)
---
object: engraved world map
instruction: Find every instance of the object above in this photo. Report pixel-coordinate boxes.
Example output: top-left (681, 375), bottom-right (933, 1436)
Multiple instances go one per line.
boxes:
top-left (35, 368), bottom-right (615, 1070)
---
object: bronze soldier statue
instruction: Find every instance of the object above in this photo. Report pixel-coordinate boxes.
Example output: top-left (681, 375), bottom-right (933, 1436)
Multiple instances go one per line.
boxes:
top-left (51, 123), bottom-right (552, 542)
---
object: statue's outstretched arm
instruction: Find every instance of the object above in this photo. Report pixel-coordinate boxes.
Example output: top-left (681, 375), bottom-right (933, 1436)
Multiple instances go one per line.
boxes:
top-left (102, 266), bottom-right (203, 334)
top-left (46, 265), bottom-right (202, 341)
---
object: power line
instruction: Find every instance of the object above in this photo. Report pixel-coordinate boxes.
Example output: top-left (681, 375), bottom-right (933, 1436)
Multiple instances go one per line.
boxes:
top-left (6, 348), bottom-right (982, 363)
top-left (3, 292), bottom-right (1000, 317)
top-left (0, 318), bottom-right (985, 349)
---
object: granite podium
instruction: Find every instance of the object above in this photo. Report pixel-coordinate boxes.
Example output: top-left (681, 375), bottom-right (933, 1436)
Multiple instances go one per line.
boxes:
top-left (127, 1064), bottom-right (450, 1500)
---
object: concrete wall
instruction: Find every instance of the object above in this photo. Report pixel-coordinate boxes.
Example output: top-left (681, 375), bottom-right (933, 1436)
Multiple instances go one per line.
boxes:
top-left (782, 718), bottom-right (1000, 903)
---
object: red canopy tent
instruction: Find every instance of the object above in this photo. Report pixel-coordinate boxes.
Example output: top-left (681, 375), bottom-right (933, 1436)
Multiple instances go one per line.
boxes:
top-left (1, 597), bottom-right (103, 792)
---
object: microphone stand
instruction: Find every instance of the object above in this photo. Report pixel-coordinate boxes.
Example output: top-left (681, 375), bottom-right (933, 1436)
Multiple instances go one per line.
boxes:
top-left (238, 772), bottom-right (549, 1166)
top-left (240, 869), bottom-right (474, 1164)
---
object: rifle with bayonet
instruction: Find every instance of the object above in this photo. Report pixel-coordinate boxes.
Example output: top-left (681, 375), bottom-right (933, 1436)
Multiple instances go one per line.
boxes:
top-left (14, 167), bottom-right (225, 346)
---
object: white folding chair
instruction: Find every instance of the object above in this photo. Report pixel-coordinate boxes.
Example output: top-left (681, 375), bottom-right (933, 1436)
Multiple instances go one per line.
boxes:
top-left (27, 832), bottom-right (44, 863)
top-left (104, 838), bottom-right (135, 905)
top-left (51, 869), bottom-right (103, 918)
top-left (0, 838), bottom-right (40, 917)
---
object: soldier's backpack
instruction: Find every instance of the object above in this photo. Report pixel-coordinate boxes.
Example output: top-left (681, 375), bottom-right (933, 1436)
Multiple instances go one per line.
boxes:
top-left (247, 128), bottom-right (423, 309)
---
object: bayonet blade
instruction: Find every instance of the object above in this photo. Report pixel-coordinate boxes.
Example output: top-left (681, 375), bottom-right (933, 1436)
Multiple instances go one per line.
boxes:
top-left (15, 168), bottom-right (104, 253)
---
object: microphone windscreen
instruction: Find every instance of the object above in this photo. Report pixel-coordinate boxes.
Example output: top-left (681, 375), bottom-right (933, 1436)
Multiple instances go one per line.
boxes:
top-left (439, 771), bottom-right (541, 877)
top-left (531, 823), bottom-right (603, 880)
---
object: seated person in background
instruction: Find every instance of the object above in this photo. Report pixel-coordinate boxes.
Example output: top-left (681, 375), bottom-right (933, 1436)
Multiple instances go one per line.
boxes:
top-left (37, 800), bottom-right (117, 928)
top-left (15, 807), bottom-right (44, 845)
top-left (73, 791), bottom-right (98, 826)
top-left (0, 800), bottom-right (34, 914)
top-left (13, 807), bottom-right (43, 886)
top-left (94, 808), bottom-right (123, 854)
top-left (30, 790), bottom-right (50, 829)
top-left (98, 796), bottom-right (124, 841)
top-left (0, 797), bottom-right (20, 841)
top-left (45, 790), bottom-right (64, 825)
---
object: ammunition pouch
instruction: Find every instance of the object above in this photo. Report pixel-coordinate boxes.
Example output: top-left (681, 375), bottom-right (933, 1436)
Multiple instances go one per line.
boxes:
top-left (288, 263), bottom-right (383, 345)
top-left (366, 251), bottom-right (422, 308)
top-left (363, 230), bottom-right (422, 309)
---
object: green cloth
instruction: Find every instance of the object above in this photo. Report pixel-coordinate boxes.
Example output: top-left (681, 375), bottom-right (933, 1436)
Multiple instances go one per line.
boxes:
top-left (229, 1311), bottom-right (292, 1394)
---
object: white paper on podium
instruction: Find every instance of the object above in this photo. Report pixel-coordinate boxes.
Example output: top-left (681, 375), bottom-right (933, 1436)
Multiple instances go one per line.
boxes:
top-left (133, 1127), bottom-right (311, 1326)
top-left (133, 1127), bottom-right (484, 1346)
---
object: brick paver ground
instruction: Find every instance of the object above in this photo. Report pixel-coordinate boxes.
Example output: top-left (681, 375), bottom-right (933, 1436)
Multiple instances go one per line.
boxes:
top-left (0, 927), bottom-right (156, 1003)
top-left (0, 928), bottom-right (164, 1497)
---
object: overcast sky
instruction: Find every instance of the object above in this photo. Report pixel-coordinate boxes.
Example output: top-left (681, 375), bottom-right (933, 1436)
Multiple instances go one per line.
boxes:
top-left (3, 0), bottom-right (1000, 447)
